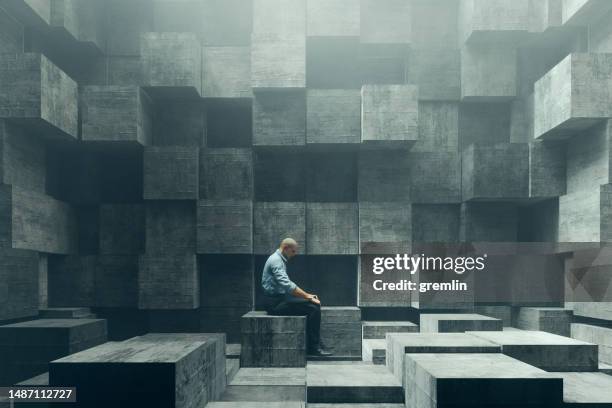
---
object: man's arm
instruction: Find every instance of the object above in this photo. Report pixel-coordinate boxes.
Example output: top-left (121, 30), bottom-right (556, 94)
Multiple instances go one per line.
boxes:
top-left (291, 286), bottom-right (321, 305)
top-left (270, 264), bottom-right (320, 305)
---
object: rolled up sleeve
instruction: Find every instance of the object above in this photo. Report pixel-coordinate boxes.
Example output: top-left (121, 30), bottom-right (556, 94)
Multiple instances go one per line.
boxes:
top-left (271, 263), bottom-right (297, 294)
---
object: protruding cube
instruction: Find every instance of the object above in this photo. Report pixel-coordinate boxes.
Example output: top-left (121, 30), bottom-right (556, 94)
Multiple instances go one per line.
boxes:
top-left (534, 53), bottom-right (612, 139)
top-left (254, 202), bottom-right (305, 255)
top-left (461, 44), bottom-right (517, 101)
top-left (0, 53), bottom-right (77, 139)
top-left (307, 90), bottom-right (361, 145)
top-left (251, 34), bottom-right (306, 89)
top-left (138, 254), bottom-right (199, 310)
top-left (459, 0), bottom-right (530, 43)
top-left (197, 200), bottom-right (253, 254)
top-left (361, 85), bottom-right (419, 146)
top-left (143, 147), bottom-right (199, 200)
top-left (202, 47), bottom-right (252, 98)
top-left (307, 0), bottom-right (360, 37)
top-left (360, 0), bottom-right (411, 44)
top-left (306, 202), bottom-right (358, 255)
top-left (359, 202), bottom-right (411, 254)
top-left (253, 91), bottom-right (306, 146)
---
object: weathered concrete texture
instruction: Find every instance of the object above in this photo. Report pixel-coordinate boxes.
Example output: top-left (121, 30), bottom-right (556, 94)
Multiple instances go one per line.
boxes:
top-left (529, 140), bottom-right (567, 198)
top-left (201, 0), bottom-right (252, 46)
top-left (143, 147), bottom-right (199, 200)
top-left (420, 313), bottom-right (503, 333)
top-left (241, 312), bottom-right (306, 368)
top-left (306, 152), bottom-right (357, 202)
top-left (47, 255), bottom-right (96, 307)
top-left (566, 121), bottom-right (611, 194)
top-left (320, 307), bottom-right (361, 358)
top-left (104, 0), bottom-right (153, 56)
top-left (412, 204), bottom-right (460, 243)
top-left (468, 330), bottom-right (599, 371)
top-left (206, 99), bottom-right (252, 147)
top-left (590, 6), bottom-right (612, 52)
top-left (474, 305), bottom-right (512, 326)
top-left (0, 318), bottom-right (107, 385)
top-left (413, 102), bottom-right (459, 153)
top-left (363, 321), bottom-right (419, 339)
top-left (359, 202), bottom-right (411, 254)
top-left (138, 254), bottom-right (199, 310)
top-left (140, 32), bottom-right (202, 97)
top-left (304, 256), bottom-right (358, 306)
top-left (306, 364), bottom-right (403, 404)
top-left (0, 53), bottom-right (78, 139)
top-left (222, 367), bottom-right (306, 402)
top-left (571, 323), bottom-right (612, 365)
top-left (516, 307), bottom-right (572, 336)
top-left (0, 121), bottom-right (46, 192)
top-left (306, 90), bottom-right (361, 145)
top-left (152, 101), bottom-right (205, 146)
top-left (0, 7), bottom-right (24, 53)
top-left (94, 255), bottom-right (139, 308)
top-left (458, 102), bottom-right (511, 149)
top-left (50, 333), bottom-right (226, 408)
top-left (406, 49), bottom-right (461, 101)
top-left (254, 202), bottom-right (305, 254)
top-left (251, 34), bottom-right (306, 89)
top-left (80, 86), bottom-right (152, 145)
top-left (306, 203), bottom-right (358, 255)
top-left (361, 85), bottom-right (419, 146)
top-left (200, 149), bottom-right (253, 200)
top-left (359, 44), bottom-right (407, 85)
top-left (202, 47), bottom-right (251, 98)
top-left (358, 150), bottom-right (411, 202)
top-left (253, 0), bottom-right (305, 36)
top-left (411, 0), bottom-right (458, 48)
top-left (562, 0), bottom-right (612, 25)
top-left (554, 372), bottom-right (612, 406)
top-left (145, 201), bottom-right (196, 254)
top-left (197, 200), bottom-right (253, 254)
top-left (461, 44), bottom-right (518, 101)
top-left (459, 0), bottom-right (530, 44)
top-left (254, 149), bottom-right (304, 201)
top-left (462, 143), bottom-right (529, 201)
top-left (253, 91), bottom-right (306, 145)
top-left (404, 353), bottom-right (562, 408)
top-left (49, 0), bottom-right (104, 49)
top-left (528, 0), bottom-right (563, 32)
top-left (307, 0), bottom-right (359, 37)
top-left (409, 152), bottom-right (461, 203)
top-left (98, 204), bottom-right (144, 255)
top-left (460, 202), bottom-right (519, 241)
top-left (0, 247), bottom-right (39, 322)
top-left (534, 53), bottom-right (612, 140)
top-left (360, 0), bottom-right (411, 44)
top-left (558, 184), bottom-right (612, 242)
top-left (573, 302), bottom-right (612, 321)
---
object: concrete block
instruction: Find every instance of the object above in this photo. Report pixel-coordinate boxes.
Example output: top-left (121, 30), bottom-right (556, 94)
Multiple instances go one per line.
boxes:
top-left (253, 0), bottom-right (305, 36)
top-left (104, 0), bottom-right (153, 56)
top-left (404, 353), bottom-right (562, 408)
top-left (221, 367), bottom-right (305, 402)
top-left (461, 44), bottom-right (518, 101)
top-left (39, 308), bottom-right (94, 319)
top-left (138, 254), bottom-right (199, 310)
top-left (410, 152), bottom-right (461, 203)
top-left (0, 121), bottom-right (46, 192)
top-left (143, 146), bottom-right (199, 200)
top-left (200, 149), bottom-right (253, 200)
top-left (48, 255), bottom-right (96, 307)
top-left (406, 49), bottom-right (461, 101)
top-left (468, 330), bottom-right (599, 371)
top-left (573, 302), bottom-right (612, 321)
top-left (412, 204), bottom-right (460, 243)
top-left (320, 307), bottom-right (361, 358)
top-left (0, 8), bottom-right (23, 53)
top-left (254, 202), bottom-right (305, 254)
top-left (566, 121), bottom-right (611, 194)
top-left (81, 86), bottom-right (153, 145)
top-left (413, 102), bottom-right (459, 153)
top-left (98, 204), bottom-right (144, 255)
top-left (358, 150), bottom-right (411, 202)
top-left (460, 202), bottom-right (519, 241)
top-left (363, 321), bottom-right (419, 339)
top-left (0, 53), bottom-right (77, 139)
top-left (462, 143), bottom-right (529, 201)
top-left (459, 0), bottom-right (530, 44)
top-left (240, 312), bottom-right (306, 367)
top-left (359, 202), bottom-right (411, 254)
top-left (306, 203), bottom-right (358, 255)
top-left (458, 102), bottom-right (511, 148)
top-left (251, 34), bottom-right (306, 89)
top-left (152, 100), bottom-right (205, 147)
top-left (199, 256), bottom-right (254, 310)
top-left (363, 339), bottom-right (386, 364)
top-left (558, 185), bottom-right (612, 242)
top-left (206, 99), bottom-right (252, 147)
top-left (304, 256), bottom-right (358, 306)
top-left (0, 318), bottom-right (107, 385)
top-left (50, 333), bottom-right (226, 408)
top-left (254, 149), bottom-right (305, 201)
top-left (50, 0), bottom-right (104, 49)
top-left (562, 0), bottom-right (612, 25)
top-left (360, 0), bottom-right (411, 44)
top-left (0, 247), bottom-right (38, 322)
top-left (201, 0), bottom-right (253, 46)
top-left (105, 55), bottom-right (143, 86)
top-left (306, 90), bottom-right (361, 145)
top-left (202, 47), bottom-right (251, 98)
top-left (359, 43), bottom-right (408, 85)
top-left (516, 307), bottom-right (572, 336)
top-left (253, 91), bottom-right (306, 145)
top-left (307, 0), bottom-right (360, 37)
top-left (306, 152), bottom-right (357, 202)
top-left (534, 53), bottom-right (612, 139)
top-left (145, 201), bottom-right (196, 254)
top-left (306, 38), bottom-right (361, 89)
top-left (555, 372), bottom-right (612, 406)
top-left (411, 0), bottom-right (459, 48)
top-left (474, 305), bottom-right (512, 326)
top-left (420, 313), bottom-right (503, 333)
top-left (197, 200), bottom-right (253, 254)
top-left (571, 323), bottom-right (612, 365)
top-left (306, 364), bottom-right (403, 403)
top-left (94, 256), bottom-right (139, 308)
top-left (140, 32), bottom-right (202, 98)
top-left (529, 140), bottom-right (567, 198)
top-left (361, 85), bottom-right (419, 146)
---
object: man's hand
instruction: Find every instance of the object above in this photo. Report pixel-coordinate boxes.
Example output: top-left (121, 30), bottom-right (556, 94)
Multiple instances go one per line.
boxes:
top-left (308, 294), bottom-right (321, 305)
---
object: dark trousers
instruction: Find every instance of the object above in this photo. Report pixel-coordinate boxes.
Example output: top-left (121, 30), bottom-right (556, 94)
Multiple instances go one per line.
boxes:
top-left (263, 295), bottom-right (321, 351)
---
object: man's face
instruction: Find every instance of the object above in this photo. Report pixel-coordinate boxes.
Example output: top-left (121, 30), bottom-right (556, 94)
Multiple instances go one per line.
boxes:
top-left (284, 244), bottom-right (298, 259)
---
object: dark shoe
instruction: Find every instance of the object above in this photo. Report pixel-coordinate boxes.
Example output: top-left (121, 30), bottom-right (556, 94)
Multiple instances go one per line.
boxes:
top-left (308, 347), bottom-right (333, 357)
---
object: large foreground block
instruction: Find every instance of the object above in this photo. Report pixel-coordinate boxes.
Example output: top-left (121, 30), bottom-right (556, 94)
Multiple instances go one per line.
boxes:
top-left (0, 53), bottom-right (77, 139)
top-left (306, 203), bottom-right (358, 255)
top-left (516, 307), bottom-right (572, 337)
top-left (306, 90), bottom-right (361, 145)
top-left (251, 34), bottom-right (305, 89)
top-left (468, 330), bottom-right (599, 371)
top-left (253, 202), bottom-right (305, 254)
top-left (80, 86), bottom-right (153, 145)
top-left (143, 146), bottom-right (199, 200)
top-left (197, 200), bottom-right (253, 254)
top-left (359, 202), bottom-right (411, 254)
top-left (420, 313), bottom-right (503, 333)
top-left (534, 53), bottom-right (612, 139)
top-left (202, 47), bottom-right (251, 98)
top-left (50, 333), bottom-right (226, 408)
top-left (0, 319), bottom-right (107, 385)
top-left (138, 254), bottom-right (199, 310)
top-left (320, 307), bottom-right (361, 358)
top-left (404, 353), bottom-right (562, 408)
top-left (240, 312), bottom-right (306, 367)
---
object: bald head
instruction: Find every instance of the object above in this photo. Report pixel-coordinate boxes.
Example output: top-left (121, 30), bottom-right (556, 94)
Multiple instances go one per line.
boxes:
top-left (280, 238), bottom-right (298, 259)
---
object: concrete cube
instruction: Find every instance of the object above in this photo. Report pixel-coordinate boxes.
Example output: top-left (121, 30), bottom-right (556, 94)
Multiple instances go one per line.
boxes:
top-left (534, 53), bottom-right (612, 139)
top-left (222, 367), bottom-right (305, 402)
top-left (81, 86), bottom-right (153, 145)
top-left (306, 151), bottom-right (358, 202)
top-left (413, 102), bottom-right (459, 153)
top-left (253, 0), bottom-right (305, 36)
top-left (253, 91), bottom-right (306, 145)
top-left (145, 201), bottom-right (196, 254)
top-left (307, 0), bottom-right (360, 37)
top-left (254, 149), bottom-right (305, 201)
top-left (99, 204), bottom-right (144, 255)
top-left (529, 140), bottom-right (567, 198)
top-left (358, 150), bottom-right (411, 202)
top-left (411, 0), bottom-right (459, 48)
top-left (251, 34), bottom-right (306, 89)
top-left (202, 47), bottom-right (252, 98)
top-left (138, 254), bottom-right (199, 310)
top-left (320, 307), bottom-right (361, 358)
top-left (143, 146), bottom-right (199, 200)
top-left (458, 102), bottom-right (511, 148)
top-left (573, 302), bottom-right (612, 321)
top-left (572, 323), bottom-right (612, 365)
top-left (240, 312), bottom-right (306, 367)
top-left (48, 255), bottom-right (96, 307)
top-left (0, 53), bottom-right (77, 139)
top-left (197, 200), bottom-right (253, 254)
top-left (94, 255), bottom-right (138, 308)
top-left (360, 0), bottom-right (411, 44)
top-left (460, 202), bottom-right (519, 241)
top-left (412, 204), bottom-right (461, 243)
top-left (140, 32), bottom-right (202, 98)
top-left (306, 38), bottom-right (361, 89)
top-left (516, 307), bottom-right (572, 336)
top-left (362, 321), bottom-right (419, 339)
top-left (559, 185), bottom-right (612, 242)
top-left (253, 202), bottom-right (305, 255)
top-left (152, 100), bottom-right (205, 147)
top-left (461, 44), bottom-right (518, 101)
top-left (362, 338), bottom-right (386, 364)
top-left (200, 149), bottom-right (253, 200)
top-left (406, 49), bottom-right (461, 101)
top-left (459, 0), bottom-right (530, 43)
top-left (0, 247), bottom-right (39, 322)
top-left (0, 121), bottom-right (46, 192)
top-left (361, 85), bottom-right (419, 146)
top-left (50, 0), bottom-right (104, 50)
top-left (410, 152), bottom-right (461, 203)
top-left (306, 89), bottom-right (361, 145)
top-left (420, 313), bottom-right (503, 333)
top-left (359, 202), bottom-right (411, 254)
top-left (306, 202), bottom-right (358, 255)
